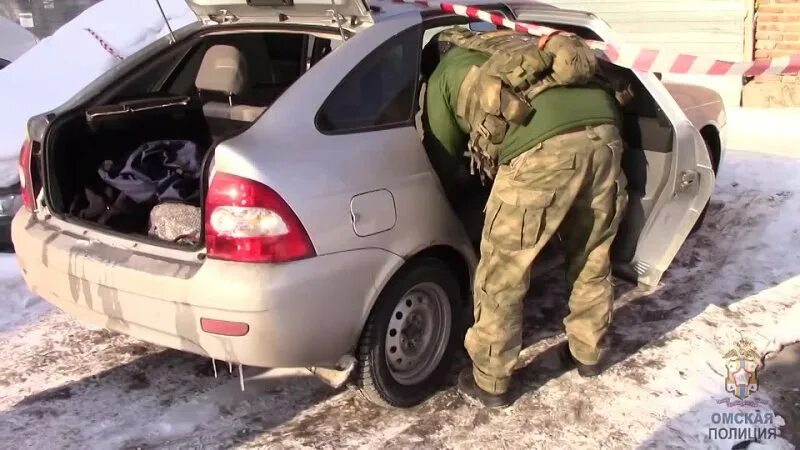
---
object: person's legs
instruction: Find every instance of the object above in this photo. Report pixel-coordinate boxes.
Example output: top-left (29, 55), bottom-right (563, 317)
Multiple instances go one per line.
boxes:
top-left (559, 124), bottom-right (627, 367)
top-left (464, 128), bottom-right (597, 396)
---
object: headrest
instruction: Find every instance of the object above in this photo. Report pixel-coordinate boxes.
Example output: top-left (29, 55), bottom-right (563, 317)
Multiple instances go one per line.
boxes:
top-left (421, 32), bottom-right (455, 80)
top-left (195, 45), bottom-right (247, 95)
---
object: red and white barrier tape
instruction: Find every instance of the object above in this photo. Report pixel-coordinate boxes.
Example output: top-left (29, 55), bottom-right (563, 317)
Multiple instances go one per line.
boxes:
top-left (81, 3), bottom-right (800, 75)
top-left (400, 0), bottom-right (800, 76)
top-left (84, 28), bottom-right (125, 61)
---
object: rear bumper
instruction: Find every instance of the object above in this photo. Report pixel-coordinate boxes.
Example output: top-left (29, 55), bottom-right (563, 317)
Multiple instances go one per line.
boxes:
top-left (12, 210), bottom-right (402, 368)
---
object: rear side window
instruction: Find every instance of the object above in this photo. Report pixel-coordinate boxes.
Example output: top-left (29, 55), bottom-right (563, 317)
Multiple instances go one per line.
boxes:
top-left (263, 33), bottom-right (305, 85)
top-left (316, 27), bottom-right (422, 134)
top-left (165, 33), bottom-right (309, 103)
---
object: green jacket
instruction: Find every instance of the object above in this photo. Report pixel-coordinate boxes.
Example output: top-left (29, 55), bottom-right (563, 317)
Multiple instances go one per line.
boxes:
top-left (423, 46), bottom-right (619, 192)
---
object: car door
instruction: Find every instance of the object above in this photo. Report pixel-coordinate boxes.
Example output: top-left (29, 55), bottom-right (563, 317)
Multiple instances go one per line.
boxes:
top-left (509, 7), bottom-right (716, 288)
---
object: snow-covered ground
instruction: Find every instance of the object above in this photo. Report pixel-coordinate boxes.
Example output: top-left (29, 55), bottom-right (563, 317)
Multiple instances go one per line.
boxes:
top-left (1, 2), bottom-right (796, 447)
top-left (0, 149), bottom-right (798, 449)
top-left (0, 254), bottom-right (48, 332)
top-left (0, 0), bottom-right (196, 186)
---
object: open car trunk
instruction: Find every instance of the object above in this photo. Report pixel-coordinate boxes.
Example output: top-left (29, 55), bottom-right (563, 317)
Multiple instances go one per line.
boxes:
top-left (45, 95), bottom-right (213, 242)
top-left (42, 28), bottom-right (337, 248)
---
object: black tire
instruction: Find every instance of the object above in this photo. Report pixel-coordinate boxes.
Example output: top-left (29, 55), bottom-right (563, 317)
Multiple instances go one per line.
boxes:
top-left (692, 197), bottom-right (711, 233)
top-left (356, 257), bottom-right (464, 408)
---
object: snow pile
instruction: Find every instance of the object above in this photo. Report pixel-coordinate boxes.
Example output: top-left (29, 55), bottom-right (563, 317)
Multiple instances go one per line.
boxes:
top-left (0, 0), bottom-right (197, 186)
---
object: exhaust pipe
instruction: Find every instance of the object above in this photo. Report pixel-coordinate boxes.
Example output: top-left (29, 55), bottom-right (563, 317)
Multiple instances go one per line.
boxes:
top-left (307, 355), bottom-right (357, 389)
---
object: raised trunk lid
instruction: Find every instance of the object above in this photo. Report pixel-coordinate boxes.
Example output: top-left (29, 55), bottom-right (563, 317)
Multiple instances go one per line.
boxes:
top-left (186, 0), bottom-right (373, 28)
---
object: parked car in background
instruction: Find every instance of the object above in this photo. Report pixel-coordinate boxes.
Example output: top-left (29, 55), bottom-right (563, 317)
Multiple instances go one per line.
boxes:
top-left (0, 16), bottom-right (37, 247)
top-left (12, 0), bottom-right (725, 407)
top-left (0, 16), bottom-right (37, 68)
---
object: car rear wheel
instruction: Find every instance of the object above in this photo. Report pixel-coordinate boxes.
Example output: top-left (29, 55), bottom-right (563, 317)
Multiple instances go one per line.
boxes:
top-left (356, 257), bottom-right (463, 407)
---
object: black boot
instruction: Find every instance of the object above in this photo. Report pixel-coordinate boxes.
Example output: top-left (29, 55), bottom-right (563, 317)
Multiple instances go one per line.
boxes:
top-left (457, 368), bottom-right (510, 408)
top-left (559, 344), bottom-right (603, 378)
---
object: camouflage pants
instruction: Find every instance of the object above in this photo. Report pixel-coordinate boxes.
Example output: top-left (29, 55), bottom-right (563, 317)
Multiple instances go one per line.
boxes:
top-left (464, 123), bottom-right (627, 394)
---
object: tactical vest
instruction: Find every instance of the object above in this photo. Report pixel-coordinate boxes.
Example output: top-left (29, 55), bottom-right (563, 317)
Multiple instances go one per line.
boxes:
top-left (437, 27), bottom-right (619, 180)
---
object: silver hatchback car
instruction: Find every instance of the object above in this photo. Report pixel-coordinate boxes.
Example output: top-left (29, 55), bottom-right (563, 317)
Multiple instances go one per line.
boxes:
top-left (13, 0), bottom-right (724, 407)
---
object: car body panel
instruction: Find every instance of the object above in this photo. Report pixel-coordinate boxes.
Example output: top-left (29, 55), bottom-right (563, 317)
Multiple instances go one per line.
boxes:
top-left (0, 16), bottom-right (38, 64)
top-left (209, 17), bottom-right (477, 337)
top-left (13, 208), bottom-right (404, 367)
top-left (13, 3), bottom-right (722, 370)
top-left (211, 14), bottom-right (474, 264)
top-left (664, 82), bottom-right (727, 128)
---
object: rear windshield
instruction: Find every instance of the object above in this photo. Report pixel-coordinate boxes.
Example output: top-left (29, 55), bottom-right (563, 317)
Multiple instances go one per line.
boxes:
top-left (108, 30), bottom-right (341, 106)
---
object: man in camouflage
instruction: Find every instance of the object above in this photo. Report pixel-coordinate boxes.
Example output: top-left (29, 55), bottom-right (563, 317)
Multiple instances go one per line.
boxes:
top-left (421, 28), bottom-right (628, 407)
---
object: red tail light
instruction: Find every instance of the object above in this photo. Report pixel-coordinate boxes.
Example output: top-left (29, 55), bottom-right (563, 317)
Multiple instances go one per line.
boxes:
top-left (19, 138), bottom-right (35, 211)
top-left (205, 172), bottom-right (315, 263)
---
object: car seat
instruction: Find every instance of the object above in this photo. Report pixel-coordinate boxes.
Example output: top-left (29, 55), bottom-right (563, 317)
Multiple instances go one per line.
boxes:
top-left (194, 44), bottom-right (267, 127)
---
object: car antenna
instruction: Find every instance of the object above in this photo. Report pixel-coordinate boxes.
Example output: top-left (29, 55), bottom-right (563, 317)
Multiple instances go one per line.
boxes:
top-left (153, 0), bottom-right (177, 44)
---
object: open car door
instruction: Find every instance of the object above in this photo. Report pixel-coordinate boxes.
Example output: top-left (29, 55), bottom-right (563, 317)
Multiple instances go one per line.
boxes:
top-left (185, 0), bottom-right (373, 28)
top-left (629, 121), bottom-right (716, 288)
top-left (510, 6), bottom-right (715, 288)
